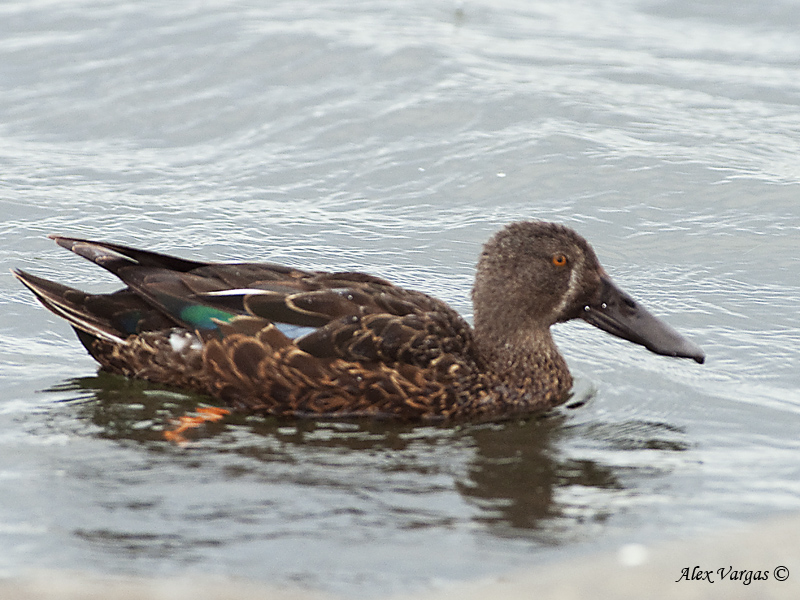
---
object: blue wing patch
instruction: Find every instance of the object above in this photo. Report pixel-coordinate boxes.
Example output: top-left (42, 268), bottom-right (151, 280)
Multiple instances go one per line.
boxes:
top-left (274, 322), bottom-right (318, 339)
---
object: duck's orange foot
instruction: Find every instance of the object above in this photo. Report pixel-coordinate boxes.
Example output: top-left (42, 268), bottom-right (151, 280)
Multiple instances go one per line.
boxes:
top-left (163, 406), bottom-right (231, 444)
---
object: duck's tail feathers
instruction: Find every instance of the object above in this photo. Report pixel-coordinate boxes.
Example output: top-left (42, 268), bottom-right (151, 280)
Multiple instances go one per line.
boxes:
top-left (13, 269), bottom-right (128, 345)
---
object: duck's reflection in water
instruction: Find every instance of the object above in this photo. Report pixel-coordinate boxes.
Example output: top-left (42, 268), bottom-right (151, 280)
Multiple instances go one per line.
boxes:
top-left (48, 373), bottom-right (687, 539)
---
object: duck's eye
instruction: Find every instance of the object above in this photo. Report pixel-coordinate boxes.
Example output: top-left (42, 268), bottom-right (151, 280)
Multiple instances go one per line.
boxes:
top-left (551, 253), bottom-right (567, 267)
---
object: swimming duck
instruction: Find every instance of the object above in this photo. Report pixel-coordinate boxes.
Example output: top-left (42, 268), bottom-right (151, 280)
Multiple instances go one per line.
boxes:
top-left (13, 222), bottom-right (704, 420)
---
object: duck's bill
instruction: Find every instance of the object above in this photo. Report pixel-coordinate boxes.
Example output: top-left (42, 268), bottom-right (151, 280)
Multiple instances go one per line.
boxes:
top-left (580, 276), bottom-right (705, 364)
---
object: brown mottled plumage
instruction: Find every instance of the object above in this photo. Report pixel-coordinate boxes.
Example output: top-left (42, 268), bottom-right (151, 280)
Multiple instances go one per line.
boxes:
top-left (13, 222), bottom-right (704, 421)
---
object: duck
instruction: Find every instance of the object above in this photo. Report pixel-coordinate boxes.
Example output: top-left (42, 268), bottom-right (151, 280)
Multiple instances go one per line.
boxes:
top-left (13, 221), bottom-right (704, 421)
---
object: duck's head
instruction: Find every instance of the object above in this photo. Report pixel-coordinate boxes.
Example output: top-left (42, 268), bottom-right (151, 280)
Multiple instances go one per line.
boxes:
top-left (472, 221), bottom-right (705, 364)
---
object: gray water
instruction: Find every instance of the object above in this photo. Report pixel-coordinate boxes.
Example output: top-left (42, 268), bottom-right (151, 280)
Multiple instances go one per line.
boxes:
top-left (1, 0), bottom-right (799, 596)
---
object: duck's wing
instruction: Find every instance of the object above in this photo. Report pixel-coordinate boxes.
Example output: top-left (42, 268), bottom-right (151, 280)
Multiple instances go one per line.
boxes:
top-left (46, 235), bottom-right (325, 334)
top-left (36, 237), bottom-right (474, 368)
top-left (176, 269), bottom-right (473, 367)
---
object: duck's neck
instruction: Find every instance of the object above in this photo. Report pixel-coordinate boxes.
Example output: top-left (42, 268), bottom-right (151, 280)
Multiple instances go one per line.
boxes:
top-left (473, 325), bottom-right (573, 409)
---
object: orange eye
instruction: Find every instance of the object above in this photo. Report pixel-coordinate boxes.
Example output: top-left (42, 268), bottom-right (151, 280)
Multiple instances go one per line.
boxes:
top-left (552, 254), bottom-right (567, 267)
